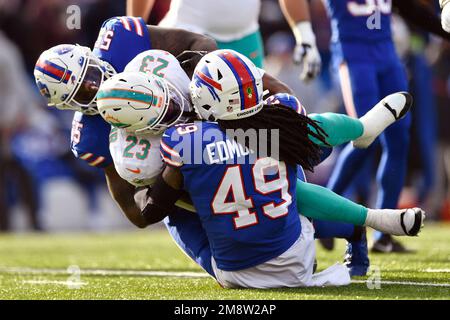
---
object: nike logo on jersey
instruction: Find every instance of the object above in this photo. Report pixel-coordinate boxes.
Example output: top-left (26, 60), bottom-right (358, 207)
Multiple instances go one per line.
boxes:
top-left (126, 167), bottom-right (141, 174)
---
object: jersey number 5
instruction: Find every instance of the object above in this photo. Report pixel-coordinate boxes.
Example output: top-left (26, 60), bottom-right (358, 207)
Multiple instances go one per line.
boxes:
top-left (211, 158), bottom-right (292, 229)
top-left (95, 30), bottom-right (114, 51)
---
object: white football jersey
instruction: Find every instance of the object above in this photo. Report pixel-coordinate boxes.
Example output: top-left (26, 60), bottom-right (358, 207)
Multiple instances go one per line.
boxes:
top-left (159, 0), bottom-right (260, 42)
top-left (110, 50), bottom-right (191, 187)
top-left (124, 49), bottom-right (190, 99)
top-left (109, 127), bottom-right (164, 187)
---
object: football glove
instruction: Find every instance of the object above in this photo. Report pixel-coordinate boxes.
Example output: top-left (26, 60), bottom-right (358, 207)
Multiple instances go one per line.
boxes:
top-left (292, 21), bottom-right (321, 83)
top-left (441, 0), bottom-right (450, 33)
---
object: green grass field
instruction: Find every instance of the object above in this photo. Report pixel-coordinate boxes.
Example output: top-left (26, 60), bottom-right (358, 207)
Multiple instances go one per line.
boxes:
top-left (0, 223), bottom-right (449, 300)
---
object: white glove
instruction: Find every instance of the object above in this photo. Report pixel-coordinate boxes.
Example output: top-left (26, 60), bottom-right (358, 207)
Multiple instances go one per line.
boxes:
top-left (442, 2), bottom-right (450, 33)
top-left (292, 21), bottom-right (321, 83)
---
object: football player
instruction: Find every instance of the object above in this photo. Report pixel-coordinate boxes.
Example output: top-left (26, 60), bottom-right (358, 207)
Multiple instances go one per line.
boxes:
top-left (96, 50), bottom-right (424, 286)
top-left (315, 0), bottom-right (450, 271)
top-left (128, 0), bottom-right (321, 80)
top-left (33, 17), bottom-right (220, 224)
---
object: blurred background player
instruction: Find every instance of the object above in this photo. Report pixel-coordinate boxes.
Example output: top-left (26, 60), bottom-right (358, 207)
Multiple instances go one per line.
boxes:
top-left (126, 0), bottom-right (321, 81)
top-left (317, 0), bottom-right (450, 262)
top-left (0, 31), bottom-right (41, 231)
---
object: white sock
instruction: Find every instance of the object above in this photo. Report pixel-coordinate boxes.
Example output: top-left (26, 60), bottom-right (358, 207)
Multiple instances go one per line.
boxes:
top-left (354, 93), bottom-right (408, 148)
top-left (364, 208), bottom-right (414, 236)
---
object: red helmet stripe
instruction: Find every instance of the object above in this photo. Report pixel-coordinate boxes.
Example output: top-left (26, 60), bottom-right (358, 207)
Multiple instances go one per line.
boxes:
top-left (218, 52), bottom-right (257, 110)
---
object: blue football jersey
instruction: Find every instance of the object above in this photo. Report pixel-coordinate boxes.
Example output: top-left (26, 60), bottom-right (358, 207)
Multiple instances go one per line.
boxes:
top-left (264, 93), bottom-right (332, 167)
top-left (71, 112), bottom-right (112, 168)
top-left (93, 16), bottom-right (151, 72)
top-left (160, 121), bottom-right (301, 271)
top-left (324, 0), bottom-right (392, 43)
top-left (71, 16), bottom-right (152, 167)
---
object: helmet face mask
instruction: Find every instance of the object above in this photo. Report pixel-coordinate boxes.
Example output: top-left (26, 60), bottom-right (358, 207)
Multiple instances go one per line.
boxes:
top-left (34, 44), bottom-right (115, 115)
top-left (61, 51), bottom-right (115, 115)
top-left (190, 49), bottom-right (265, 122)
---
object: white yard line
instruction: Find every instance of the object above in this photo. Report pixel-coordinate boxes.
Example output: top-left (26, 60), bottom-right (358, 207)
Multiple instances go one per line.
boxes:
top-left (2, 267), bottom-right (449, 287)
top-left (424, 268), bottom-right (450, 273)
top-left (352, 280), bottom-right (450, 288)
top-left (21, 280), bottom-right (87, 287)
top-left (0, 266), bottom-right (209, 278)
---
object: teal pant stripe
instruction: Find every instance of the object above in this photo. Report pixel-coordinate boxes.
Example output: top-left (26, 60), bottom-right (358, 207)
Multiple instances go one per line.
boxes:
top-left (308, 113), bottom-right (364, 147)
top-left (296, 179), bottom-right (368, 226)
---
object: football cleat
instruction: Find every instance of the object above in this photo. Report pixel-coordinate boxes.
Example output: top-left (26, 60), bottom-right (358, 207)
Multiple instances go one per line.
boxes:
top-left (319, 238), bottom-right (335, 251)
top-left (344, 228), bottom-right (369, 277)
top-left (353, 92), bottom-right (413, 148)
top-left (365, 207), bottom-right (425, 237)
top-left (371, 235), bottom-right (415, 254)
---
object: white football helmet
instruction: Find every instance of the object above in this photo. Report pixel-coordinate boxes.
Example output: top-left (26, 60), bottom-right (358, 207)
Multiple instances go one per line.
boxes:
top-left (34, 44), bottom-right (115, 115)
top-left (97, 71), bottom-right (186, 135)
top-left (190, 49), bottom-right (265, 121)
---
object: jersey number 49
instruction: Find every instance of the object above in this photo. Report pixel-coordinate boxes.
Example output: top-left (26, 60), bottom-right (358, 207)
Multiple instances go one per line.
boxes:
top-left (211, 158), bottom-right (292, 230)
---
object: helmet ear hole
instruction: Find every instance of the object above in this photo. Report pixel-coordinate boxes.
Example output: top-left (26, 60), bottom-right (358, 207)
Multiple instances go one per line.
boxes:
top-left (202, 104), bottom-right (212, 110)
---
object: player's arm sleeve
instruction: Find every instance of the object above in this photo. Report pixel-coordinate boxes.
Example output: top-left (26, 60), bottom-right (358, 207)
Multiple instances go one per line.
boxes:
top-left (140, 168), bottom-right (184, 225)
top-left (70, 114), bottom-right (113, 168)
top-left (147, 26), bottom-right (218, 57)
top-left (104, 164), bottom-right (148, 228)
top-left (394, 0), bottom-right (450, 40)
top-left (159, 128), bottom-right (184, 168)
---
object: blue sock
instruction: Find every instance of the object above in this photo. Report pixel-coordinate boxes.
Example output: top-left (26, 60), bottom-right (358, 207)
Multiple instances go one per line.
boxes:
top-left (313, 220), bottom-right (355, 239)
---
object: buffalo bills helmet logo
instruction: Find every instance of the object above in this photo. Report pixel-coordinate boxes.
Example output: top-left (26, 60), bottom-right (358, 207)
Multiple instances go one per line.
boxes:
top-left (193, 65), bottom-right (222, 102)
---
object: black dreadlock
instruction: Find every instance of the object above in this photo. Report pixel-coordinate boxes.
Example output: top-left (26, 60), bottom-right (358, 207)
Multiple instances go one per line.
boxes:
top-left (217, 104), bottom-right (330, 172)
